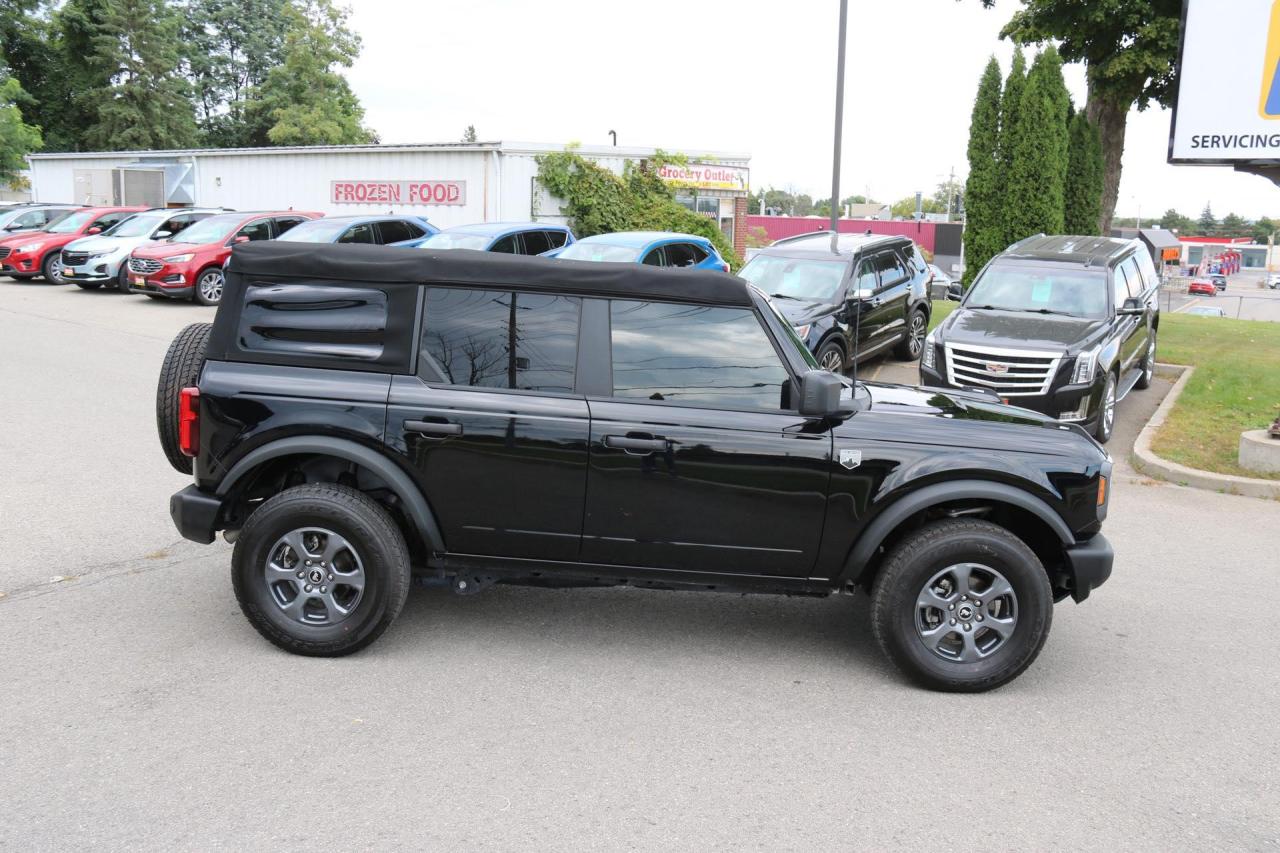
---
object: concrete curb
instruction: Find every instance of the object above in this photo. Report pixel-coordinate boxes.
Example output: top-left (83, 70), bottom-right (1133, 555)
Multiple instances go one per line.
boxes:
top-left (1131, 363), bottom-right (1280, 500)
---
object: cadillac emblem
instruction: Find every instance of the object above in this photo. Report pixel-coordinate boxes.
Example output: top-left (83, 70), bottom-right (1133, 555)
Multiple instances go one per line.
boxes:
top-left (986, 362), bottom-right (1010, 375)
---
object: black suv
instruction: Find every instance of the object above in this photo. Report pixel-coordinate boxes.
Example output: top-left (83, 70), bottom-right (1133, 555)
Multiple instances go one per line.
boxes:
top-left (920, 235), bottom-right (1160, 443)
top-left (738, 233), bottom-right (932, 373)
top-left (159, 242), bottom-right (1113, 692)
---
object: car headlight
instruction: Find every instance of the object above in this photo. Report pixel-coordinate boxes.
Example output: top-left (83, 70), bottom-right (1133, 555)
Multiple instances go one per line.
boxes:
top-left (162, 254), bottom-right (193, 263)
top-left (1074, 346), bottom-right (1099, 384)
top-left (793, 323), bottom-right (811, 339)
top-left (89, 250), bottom-right (113, 259)
top-left (921, 330), bottom-right (938, 369)
top-left (16, 242), bottom-right (43, 253)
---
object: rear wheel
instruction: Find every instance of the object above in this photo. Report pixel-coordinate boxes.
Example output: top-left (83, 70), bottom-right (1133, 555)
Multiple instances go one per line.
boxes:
top-left (1136, 331), bottom-right (1156, 390)
top-left (894, 310), bottom-right (928, 360)
top-left (231, 484), bottom-right (411, 657)
top-left (816, 339), bottom-right (846, 374)
top-left (155, 322), bottom-right (212, 474)
top-left (194, 268), bottom-right (223, 306)
top-left (1094, 371), bottom-right (1117, 444)
top-left (870, 519), bottom-right (1053, 692)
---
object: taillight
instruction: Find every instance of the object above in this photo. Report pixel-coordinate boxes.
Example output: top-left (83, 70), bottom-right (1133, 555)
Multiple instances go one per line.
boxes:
top-left (720, 262), bottom-right (730, 273)
top-left (178, 387), bottom-right (200, 457)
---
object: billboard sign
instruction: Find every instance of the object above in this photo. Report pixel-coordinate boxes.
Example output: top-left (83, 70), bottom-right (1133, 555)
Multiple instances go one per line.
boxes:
top-left (1169, 0), bottom-right (1280, 162)
top-left (656, 162), bottom-right (749, 192)
top-left (330, 180), bottom-right (466, 205)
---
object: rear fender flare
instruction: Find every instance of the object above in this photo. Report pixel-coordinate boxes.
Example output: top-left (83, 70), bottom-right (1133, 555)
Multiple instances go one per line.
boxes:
top-left (216, 436), bottom-right (444, 554)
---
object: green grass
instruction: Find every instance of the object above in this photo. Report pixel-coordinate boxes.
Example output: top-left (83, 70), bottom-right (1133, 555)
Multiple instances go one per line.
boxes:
top-left (928, 299), bottom-right (957, 331)
top-left (1153, 314), bottom-right (1280, 480)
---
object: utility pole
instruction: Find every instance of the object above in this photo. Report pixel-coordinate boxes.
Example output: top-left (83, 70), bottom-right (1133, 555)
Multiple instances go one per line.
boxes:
top-left (947, 165), bottom-right (956, 222)
top-left (828, 0), bottom-right (848, 254)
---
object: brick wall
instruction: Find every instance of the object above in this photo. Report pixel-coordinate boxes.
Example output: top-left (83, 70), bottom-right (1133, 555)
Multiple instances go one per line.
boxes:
top-left (733, 196), bottom-right (749, 261)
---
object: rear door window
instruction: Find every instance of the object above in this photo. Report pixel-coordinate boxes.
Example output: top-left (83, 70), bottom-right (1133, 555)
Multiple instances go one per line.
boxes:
top-left (520, 229), bottom-right (552, 255)
top-left (873, 251), bottom-right (910, 288)
top-left (338, 223), bottom-right (376, 244)
top-left (235, 218), bottom-right (273, 243)
top-left (419, 288), bottom-right (580, 392)
top-left (608, 301), bottom-right (790, 410)
top-left (544, 230), bottom-right (569, 249)
top-left (490, 234), bottom-right (519, 254)
top-left (273, 216), bottom-right (308, 236)
top-left (375, 219), bottom-right (415, 244)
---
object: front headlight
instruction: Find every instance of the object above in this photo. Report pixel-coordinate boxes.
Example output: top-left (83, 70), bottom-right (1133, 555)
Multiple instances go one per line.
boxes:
top-left (162, 254), bottom-right (193, 264)
top-left (1074, 346), bottom-right (1099, 384)
top-left (89, 250), bottom-right (113, 259)
top-left (793, 324), bottom-right (811, 339)
top-left (16, 242), bottom-right (43, 253)
top-left (921, 330), bottom-right (938, 369)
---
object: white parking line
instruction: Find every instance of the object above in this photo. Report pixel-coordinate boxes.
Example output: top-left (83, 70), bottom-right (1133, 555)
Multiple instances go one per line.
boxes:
top-left (1174, 297), bottom-right (1202, 313)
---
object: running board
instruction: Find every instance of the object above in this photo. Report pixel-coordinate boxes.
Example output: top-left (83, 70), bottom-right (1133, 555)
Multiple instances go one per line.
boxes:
top-left (1116, 367), bottom-right (1143, 403)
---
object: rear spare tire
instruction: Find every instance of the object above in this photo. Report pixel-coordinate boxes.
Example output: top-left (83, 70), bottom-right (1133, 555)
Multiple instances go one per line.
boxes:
top-left (156, 322), bottom-right (211, 474)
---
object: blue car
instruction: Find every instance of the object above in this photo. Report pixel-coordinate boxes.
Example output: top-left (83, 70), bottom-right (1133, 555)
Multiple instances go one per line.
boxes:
top-left (273, 215), bottom-right (437, 247)
top-left (551, 231), bottom-right (729, 271)
top-left (419, 221), bottom-right (574, 256)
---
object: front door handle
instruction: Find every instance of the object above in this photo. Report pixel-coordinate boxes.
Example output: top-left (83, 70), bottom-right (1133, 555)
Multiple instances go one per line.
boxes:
top-left (603, 434), bottom-right (668, 454)
top-left (405, 419), bottom-right (462, 437)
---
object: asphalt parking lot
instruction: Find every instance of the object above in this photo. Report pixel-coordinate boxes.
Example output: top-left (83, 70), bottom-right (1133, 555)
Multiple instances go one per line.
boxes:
top-left (2, 281), bottom-right (1279, 849)
top-left (1164, 271), bottom-right (1280, 321)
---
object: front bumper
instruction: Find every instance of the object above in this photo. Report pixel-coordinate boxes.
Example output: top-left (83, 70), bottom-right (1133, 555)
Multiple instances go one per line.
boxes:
top-left (61, 257), bottom-right (121, 282)
top-left (1, 252), bottom-right (38, 274)
top-left (170, 484), bottom-right (222, 544)
top-left (920, 363), bottom-right (1099, 422)
top-left (1064, 533), bottom-right (1113, 602)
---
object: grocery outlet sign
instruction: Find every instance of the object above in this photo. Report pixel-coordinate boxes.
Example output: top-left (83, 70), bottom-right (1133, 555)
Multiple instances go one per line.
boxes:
top-left (331, 180), bottom-right (466, 205)
top-left (1170, 0), bottom-right (1280, 162)
top-left (656, 162), bottom-right (749, 192)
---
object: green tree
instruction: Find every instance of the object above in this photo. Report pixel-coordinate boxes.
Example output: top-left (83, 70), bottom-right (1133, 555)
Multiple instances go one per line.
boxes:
top-left (1196, 204), bottom-right (1216, 236)
top-left (183, 0), bottom-right (292, 147)
top-left (962, 56), bottom-right (1003, 284)
top-left (245, 0), bottom-right (374, 146)
top-left (891, 194), bottom-right (943, 219)
top-left (80, 0), bottom-right (197, 150)
top-left (462, 124), bottom-right (477, 142)
top-left (1220, 212), bottom-right (1247, 237)
top-left (1004, 47), bottom-right (1070, 241)
top-left (1064, 111), bottom-right (1104, 234)
top-left (977, 0), bottom-right (1183, 233)
top-left (0, 73), bottom-right (41, 185)
top-left (1158, 208), bottom-right (1193, 233)
top-left (1250, 216), bottom-right (1277, 244)
top-left (995, 45), bottom-right (1026, 239)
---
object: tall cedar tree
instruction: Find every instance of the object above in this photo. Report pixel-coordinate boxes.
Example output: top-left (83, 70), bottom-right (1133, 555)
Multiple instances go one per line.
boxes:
top-left (1004, 47), bottom-right (1070, 241)
top-left (1064, 111), bottom-right (1104, 234)
top-left (81, 0), bottom-right (197, 150)
top-left (962, 56), bottom-right (1003, 286)
top-left (977, 0), bottom-right (1182, 233)
top-left (1196, 204), bottom-right (1216, 236)
top-left (246, 0), bottom-right (373, 146)
top-left (995, 47), bottom-right (1026, 248)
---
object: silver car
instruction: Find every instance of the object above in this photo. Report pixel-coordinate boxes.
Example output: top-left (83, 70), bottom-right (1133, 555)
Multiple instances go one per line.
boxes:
top-left (60, 208), bottom-right (221, 291)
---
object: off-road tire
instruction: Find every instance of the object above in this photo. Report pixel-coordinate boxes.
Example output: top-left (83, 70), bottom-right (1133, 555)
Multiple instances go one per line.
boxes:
top-left (870, 519), bottom-right (1053, 693)
top-left (156, 322), bottom-right (211, 474)
top-left (231, 484), bottom-right (411, 657)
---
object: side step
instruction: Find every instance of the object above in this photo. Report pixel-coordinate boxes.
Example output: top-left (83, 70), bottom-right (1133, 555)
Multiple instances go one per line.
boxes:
top-left (1116, 366), bottom-right (1143, 403)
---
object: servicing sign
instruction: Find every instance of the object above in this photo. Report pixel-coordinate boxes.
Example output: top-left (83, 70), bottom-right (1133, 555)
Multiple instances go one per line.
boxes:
top-left (331, 180), bottom-right (466, 206)
top-left (1169, 0), bottom-right (1280, 162)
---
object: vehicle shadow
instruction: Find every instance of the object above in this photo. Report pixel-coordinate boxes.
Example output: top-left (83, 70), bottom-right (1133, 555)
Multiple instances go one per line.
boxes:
top-left (387, 580), bottom-right (890, 675)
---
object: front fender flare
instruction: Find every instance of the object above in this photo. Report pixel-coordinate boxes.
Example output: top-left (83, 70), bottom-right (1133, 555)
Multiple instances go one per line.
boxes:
top-left (839, 479), bottom-right (1075, 583)
top-left (216, 436), bottom-right (444, 555)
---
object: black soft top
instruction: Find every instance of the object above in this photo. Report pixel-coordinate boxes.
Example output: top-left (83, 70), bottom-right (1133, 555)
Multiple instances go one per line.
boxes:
top-left (228, 240), bottom-right (751, 307)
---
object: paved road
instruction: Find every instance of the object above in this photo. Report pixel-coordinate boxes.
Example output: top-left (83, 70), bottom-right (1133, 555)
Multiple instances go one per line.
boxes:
top-left (2, 281), bottom-right (1279, 850)
top-left (1164, 271), bottom-right (1280, 321)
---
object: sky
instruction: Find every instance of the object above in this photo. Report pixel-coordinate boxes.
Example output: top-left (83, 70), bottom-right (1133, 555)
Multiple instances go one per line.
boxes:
top-left (344, 0), bottom-right (1279, 221)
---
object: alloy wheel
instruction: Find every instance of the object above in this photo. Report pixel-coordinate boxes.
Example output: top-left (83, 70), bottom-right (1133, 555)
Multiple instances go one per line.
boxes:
top-left (915, 562), bottom-right (1018, 663)
top-left (820, 349), bottom-right (844, 373)
top-left (198, 270), bottom-right (224, 304)
top-left (907, 314), bottom-right (926, 357)
top-left (1104, 377), bottom-right (1117, 436)
top-left (1143, 338), bottom-right (1156, 384)
top-left (264, 527), bottom-right (366, 626)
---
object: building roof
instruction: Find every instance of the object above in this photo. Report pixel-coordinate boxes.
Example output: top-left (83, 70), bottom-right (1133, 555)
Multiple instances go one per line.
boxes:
top-left (1000, 234), bottom-right (1135, 267)
top-left (226, 240), bottom-right (750, 306)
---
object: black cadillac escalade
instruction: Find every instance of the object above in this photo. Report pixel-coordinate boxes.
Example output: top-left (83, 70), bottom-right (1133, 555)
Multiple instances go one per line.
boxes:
top-left (158, 241), bottom-right (1114, 692)
top-left (920, 235), bottom-right (1160, 443)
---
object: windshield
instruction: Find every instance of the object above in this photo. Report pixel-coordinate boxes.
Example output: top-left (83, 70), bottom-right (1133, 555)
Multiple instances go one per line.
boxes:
top-left (557, 241), bottom-right (640, 263)
top-left (965, 263), bottom-right (1108, 318)
top-left (274, 219), bottom-right (350, 243)
top-left (167, 213), bottom-right (240, 244)
top-left (421, 232), bottom-right (492, 251)
top-left (739, 255), bottom-right (847, 301)
top-left (105, 212), bottom-right (168, 238)
top-left (45, 211), bottom-right (95, 234)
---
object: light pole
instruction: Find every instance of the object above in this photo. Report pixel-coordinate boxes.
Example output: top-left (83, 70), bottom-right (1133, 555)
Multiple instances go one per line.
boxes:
top-left (828, 0), bottom-right (848, 254)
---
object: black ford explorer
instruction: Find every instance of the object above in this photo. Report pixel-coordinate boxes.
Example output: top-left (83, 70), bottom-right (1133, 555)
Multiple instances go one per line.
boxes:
top-left (920, 235), bottom-right (1160, 443)
top-left (158, 241), bottom-right (1113, 692)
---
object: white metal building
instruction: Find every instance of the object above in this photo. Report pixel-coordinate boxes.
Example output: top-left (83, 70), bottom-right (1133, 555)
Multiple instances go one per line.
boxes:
top-left (26, 141), bottom-right (751, 249)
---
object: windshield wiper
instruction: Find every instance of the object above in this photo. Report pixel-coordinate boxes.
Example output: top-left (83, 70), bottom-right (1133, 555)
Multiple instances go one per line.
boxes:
top-left (965, 304), bottom-right (1000, 310)
top-left (769, 292), bottom-right (799, 300)
top-left (1018, 307), bottom-right (1079, 317)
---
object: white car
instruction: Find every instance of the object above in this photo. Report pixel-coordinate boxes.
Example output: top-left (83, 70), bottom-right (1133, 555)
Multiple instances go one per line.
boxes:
top-left (60, 208), bottom-right (222, 291)
top-left (1267, 272), bottom-right (1280, 290)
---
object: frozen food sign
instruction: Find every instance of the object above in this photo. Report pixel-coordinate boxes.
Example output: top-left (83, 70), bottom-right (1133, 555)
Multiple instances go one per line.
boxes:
top-left (331, 180), bottom-right (466, 206)
top-left (655, 162), bottom-right (749, 192)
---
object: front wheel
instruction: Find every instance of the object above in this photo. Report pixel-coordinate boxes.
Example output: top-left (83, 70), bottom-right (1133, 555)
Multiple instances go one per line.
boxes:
top-left (1094, 371), bottom-right (1117, 444)
top-left (231, 484), bottom-right (412, 657)
top-left (870, 519), bottom-right (1053, 692)
top-left (194, 268), bottom-right (223, 306)
top-left (116, 263), bottom-right (131, 292)
top-left (1136, 331), bottom-right (1156, 390)
top-left (816, 340), bottom-right (846, 374)
top-left (41, 251), bottom-right (64, 284)
top-left (894, 310), bottom-right (928, 360)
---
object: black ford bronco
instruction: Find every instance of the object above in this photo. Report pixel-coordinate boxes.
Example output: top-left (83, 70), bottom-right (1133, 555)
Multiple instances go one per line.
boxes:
top-left (159, 241), bottom-right (1114, 692)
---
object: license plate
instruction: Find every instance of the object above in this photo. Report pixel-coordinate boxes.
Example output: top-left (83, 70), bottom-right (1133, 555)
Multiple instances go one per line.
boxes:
top-left (131, 276), bottom-right (145, 287)
top-left (63, 268), bottom-right (74, 276)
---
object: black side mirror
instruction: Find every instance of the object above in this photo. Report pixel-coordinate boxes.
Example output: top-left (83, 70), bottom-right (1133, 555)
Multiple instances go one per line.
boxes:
top-left (946, 283), bottom-right (963, 302)
top-left (1118, 296), bottom-right (1144, 315)
top-left (798, 369), bottom-right (850, 417)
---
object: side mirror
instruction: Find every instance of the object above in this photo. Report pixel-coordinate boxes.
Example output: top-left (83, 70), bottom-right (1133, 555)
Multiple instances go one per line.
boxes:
top-left (87, 226), bottom-right (102, 234)
top-left (154, 230), bottom-right (172, 239)
top-left (1118, 296), bottom-right (1144, 315)
top-left (233, 235), bottom-right (250, 244)
top-left (946, 283), bottom-right (963, 302)
top-left (798, 369), bottom-right (849, 418)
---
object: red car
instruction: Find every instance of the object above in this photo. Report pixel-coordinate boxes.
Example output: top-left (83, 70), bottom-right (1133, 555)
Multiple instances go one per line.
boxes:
top-left (1187, 279), bottom-right (1216, 297)
top-left (127, 210), bottom-right (321, 305)
top-left (0, 206), bottom-right (144, 282)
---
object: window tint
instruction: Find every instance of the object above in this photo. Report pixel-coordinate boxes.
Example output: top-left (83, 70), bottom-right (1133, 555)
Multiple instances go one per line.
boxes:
top-left (609, 301), bottom-right (790, 410)
top-left (545, 230), bottom-right (569, 249)
top-left (338, 223), bottom-right (376, 244)
top-left (1113, 260), bottom-right (1137, 304)
top-left (273, 216), bottom-right (307, 236)
top-left (402, 220), bottom-right (426, 239)
top-left (421, 288), bottom-right (580, 392)
top-left (490, 234), bottom-right (518, 253)
top-left (11, 210), bottom-right (49, 228)
top-left (161, 214), bottom-right (199, 236)
top-left (1132, 251), bottom-right (1159, 291)
top-left (873, 251), bottom-right (909, 287)
top-left (520, 229), bottom-right (552, 255)
top-left (376, 219), bottom-right (415, 244)
top-left (664, 243), bottom-right (703, 267)
top-left (642, 246), bottom-right (666, 266)
top-left (236, 218), bottom-right (273, 242)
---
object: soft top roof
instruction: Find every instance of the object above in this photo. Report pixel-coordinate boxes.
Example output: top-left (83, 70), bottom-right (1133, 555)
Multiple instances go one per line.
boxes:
top-left (227, 240), bottom-right (751, 306)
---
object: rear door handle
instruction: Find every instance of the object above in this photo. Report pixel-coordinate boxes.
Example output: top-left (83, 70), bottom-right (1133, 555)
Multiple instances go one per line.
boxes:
top-left (603, 435), bottom-right (669, 454)
top-left (404, 419), bottom-right (462, 437)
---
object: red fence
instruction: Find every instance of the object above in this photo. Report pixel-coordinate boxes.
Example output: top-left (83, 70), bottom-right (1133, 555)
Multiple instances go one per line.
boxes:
top-left (745, 215), bottom-right (940, 253)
